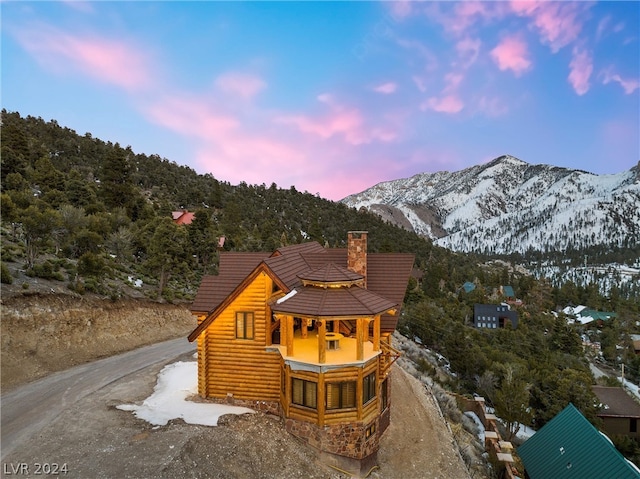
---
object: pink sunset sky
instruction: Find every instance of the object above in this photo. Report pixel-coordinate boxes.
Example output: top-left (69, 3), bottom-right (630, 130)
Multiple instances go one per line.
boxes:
top-left (3, 1), bottom-right (638, 200)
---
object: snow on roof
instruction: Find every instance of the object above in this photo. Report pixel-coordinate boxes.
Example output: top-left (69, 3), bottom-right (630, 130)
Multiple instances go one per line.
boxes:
top-left (117, 361), bottom-right (254, 426)
top-left (562, 305), bottom-right (587, 315)
top-left (276, 289), bottom-right (297, 304)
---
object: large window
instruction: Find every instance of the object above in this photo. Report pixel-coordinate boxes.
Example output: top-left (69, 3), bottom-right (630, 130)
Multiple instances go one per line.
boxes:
top-left (363, 372), bottom-right (376, 404)
top-left (292, 378), bottom-right (317, 409)
top-left (236, 312), bottom-right (254, 340)
top-left (326, 381), bottom-right (356, 410)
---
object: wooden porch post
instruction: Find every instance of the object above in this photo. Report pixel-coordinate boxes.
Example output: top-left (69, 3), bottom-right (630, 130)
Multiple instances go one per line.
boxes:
top-left (356, 317), bottom-right (365, 360)
top-left (373, 315), bottom-right (380, 351)
top-left (301, 317), bottom-right (308, 339)
top-left (286, 315), bottom-right (294, 356)
top-left (318, 320), bottom-right (327, 364)
top-left (318, 373), bottom-right (326, 426)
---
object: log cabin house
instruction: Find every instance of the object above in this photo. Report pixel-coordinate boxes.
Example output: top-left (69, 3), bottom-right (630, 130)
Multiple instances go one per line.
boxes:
top-left (188, 231), bottom-right (414, 475)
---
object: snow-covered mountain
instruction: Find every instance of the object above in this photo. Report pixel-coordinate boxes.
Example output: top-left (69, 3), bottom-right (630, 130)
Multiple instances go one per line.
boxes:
top-left (342, 155), bottom-right (639, 256)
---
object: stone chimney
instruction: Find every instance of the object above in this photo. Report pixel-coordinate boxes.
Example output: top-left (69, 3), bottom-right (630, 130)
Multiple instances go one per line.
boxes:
top-left (347, 231), bottom-right (367, 287)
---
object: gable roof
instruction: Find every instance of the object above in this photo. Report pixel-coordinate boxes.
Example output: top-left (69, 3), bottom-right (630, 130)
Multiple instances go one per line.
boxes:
top-left (189, 241), bottom-right (414, 339)
top-left (462, 282), bottom-right (476, 293)
top-left (501, 285), bottom-right (515, 297)
top-left (592, 386), bottom-right (640, 419)
top-left (172, 210), bottom-right (195, 225)
top-left (517, 403), bottom-right (640, 479)
top-left (190, 252), bottom-right (270, 314)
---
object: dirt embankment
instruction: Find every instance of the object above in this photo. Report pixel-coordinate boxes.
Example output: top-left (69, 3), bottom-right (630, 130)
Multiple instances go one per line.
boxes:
top-left (1, 293), bottom-right (195, 390)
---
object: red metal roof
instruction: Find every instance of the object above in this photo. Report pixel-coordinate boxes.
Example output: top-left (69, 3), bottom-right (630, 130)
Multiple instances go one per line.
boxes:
top-left (172, 210), bottom-right (195, 225)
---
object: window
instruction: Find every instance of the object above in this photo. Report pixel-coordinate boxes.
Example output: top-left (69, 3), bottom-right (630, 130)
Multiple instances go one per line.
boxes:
top-left (365, 423), bottom-right (376, 439)
top-left (363, 372), bottom-right (376, 404)
top-left (381, 379), bottom-right (389, 411)
top-left (236, 312), bottom-right (254, 340)
top-left (292, 378), bottom-right (317, 409)
top-left (326, 381), bottom-right (356, 410)
top-left (631, 418), bottom-right (637, 433)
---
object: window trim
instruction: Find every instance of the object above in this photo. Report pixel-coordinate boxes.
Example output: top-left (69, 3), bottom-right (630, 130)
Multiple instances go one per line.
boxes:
top-left (235, 311), bottom-right (255, 340)
top-left (326, 381), bottom-right (357, 410)
top-left (363, 372), bottom-right (376, 405)
top-left (292, 378), bottom-right (317, 410)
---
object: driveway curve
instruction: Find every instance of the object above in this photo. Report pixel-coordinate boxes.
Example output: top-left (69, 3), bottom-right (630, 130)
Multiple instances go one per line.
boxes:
top-left (1, 337), bottom-right (195, 460)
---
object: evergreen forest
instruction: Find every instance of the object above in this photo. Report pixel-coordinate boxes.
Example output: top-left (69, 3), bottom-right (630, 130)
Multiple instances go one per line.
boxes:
top-left (2, 110), bottom-right (639, 463)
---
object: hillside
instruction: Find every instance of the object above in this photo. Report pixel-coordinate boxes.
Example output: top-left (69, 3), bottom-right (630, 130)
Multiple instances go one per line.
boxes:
top-left (3, 110), bottom-right (640, 466)
top-left (1, 109), bottom-right (450, 302)
top-left (342, 155), bottom-right (640, 297)
top-left (342, 155), bottom-right (640, 256)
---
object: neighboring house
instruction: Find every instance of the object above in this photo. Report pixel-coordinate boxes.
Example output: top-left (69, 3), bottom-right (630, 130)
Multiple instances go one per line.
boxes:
top-left (462, 281), bottom-right (476, 293)
top-left (563, 305), bottom-right (617, 326)
top-left (188, 231), bottom-right (414, 475)
top-left (593, 386), bottom-right (640, 440)
top-left (631, 334), bottom-right (640, 355)
top-left (500, 285), bottom-right (515, 300)
top-left (473, 304), bottom-right (518, 329)
top-left (172, 210), bottom-right (195, 225)
top-left (500, 285), bottom-right (522, 306)
top-left (518, 403), bottom-right (640, 479)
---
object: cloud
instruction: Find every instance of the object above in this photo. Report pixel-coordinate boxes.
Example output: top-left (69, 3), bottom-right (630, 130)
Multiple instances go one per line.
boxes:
top-left (456, 37), bottom-right (481, 68)
top-left (13, 24), bottom-right (153, 91)
top-left (387, 1), bottom-right (414, 21)
top-left (276, 95), bottom-right (397, 145)
top-left (490, 35), bottom-right (532, 76)
top-left (476, 96), bottom-right (509, 117)
top-left (145, 93), bottom-right (303, 184)
top-left (510, 1), bottom-right (590, 53)
top-left (373, 82), bottom-right (397, 94)
top-left (145, 95), bottom-right (239, 139)
top-left (600, 68), bottom-right (640, 95)
top-left (215, 72), bottom-right (266, 99)
top-left (568, 47), bottom-right (592, 95)
top-left (424, 1), bottom-right (507, 37)
top-left (412, 76), bottom-right (428, 93)
top-left (421, 95), bottom-right (464, 114)
top-left (61, 1), bottom-right (95, 14)
top-left (596, 15), bottom-right (611, 42)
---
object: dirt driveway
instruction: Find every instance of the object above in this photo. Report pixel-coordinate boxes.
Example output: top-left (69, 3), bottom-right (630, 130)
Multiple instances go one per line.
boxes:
top-left (2, 352), bottom-right (472, 479)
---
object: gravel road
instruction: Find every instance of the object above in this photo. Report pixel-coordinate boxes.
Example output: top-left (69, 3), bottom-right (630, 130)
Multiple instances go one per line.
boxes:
top-left (2, 340), bottom-right (474, 479)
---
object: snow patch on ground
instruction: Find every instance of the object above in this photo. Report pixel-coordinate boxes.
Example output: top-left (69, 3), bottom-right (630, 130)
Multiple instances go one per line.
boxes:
top-left (117, 361), bottom-right (254, 426)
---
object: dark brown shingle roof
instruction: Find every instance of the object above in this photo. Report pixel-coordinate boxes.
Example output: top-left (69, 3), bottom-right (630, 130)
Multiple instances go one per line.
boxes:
top-left (190, 252), bottom-right (269, 313)
top-left (593, 386), bottom-right (640, 418)
top-left (271, 284), bottom-right (397, 318)
top-left (189, 241), bottom-right (414, 339)
top-left (298, 263), bottom-right (363, 284)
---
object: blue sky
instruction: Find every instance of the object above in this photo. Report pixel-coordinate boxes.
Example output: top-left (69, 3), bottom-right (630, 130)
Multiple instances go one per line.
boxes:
top-left (2, 1), bottom-right (638, 200)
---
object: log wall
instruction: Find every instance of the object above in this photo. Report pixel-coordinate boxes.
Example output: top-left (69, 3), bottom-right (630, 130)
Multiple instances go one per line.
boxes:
top-left (199, 271), bottom-right (281, 400)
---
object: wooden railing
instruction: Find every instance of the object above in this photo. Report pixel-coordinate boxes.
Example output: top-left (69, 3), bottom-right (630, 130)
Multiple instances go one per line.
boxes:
top-left (380, 341), bottom-right (401, 378)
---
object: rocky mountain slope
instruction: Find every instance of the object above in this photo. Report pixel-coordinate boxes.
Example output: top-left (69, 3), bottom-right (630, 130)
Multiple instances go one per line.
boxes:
top-left (342, 155), bottom-right (639, 256)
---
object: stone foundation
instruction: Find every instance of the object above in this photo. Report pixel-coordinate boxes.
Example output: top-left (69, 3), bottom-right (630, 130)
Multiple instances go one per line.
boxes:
top-left (285, 417), bottom-right (381, 477)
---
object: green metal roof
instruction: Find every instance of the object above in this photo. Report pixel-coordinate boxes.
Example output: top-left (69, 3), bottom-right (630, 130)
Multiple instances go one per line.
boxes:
top-left (463, 282), bottom-right (476, 293)
top-left (518, 403), bottom-right (640, 478)
top-left (582, 309), bottom-right (617, 321)
top-left (502, 285), bottom-right (515, 297)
